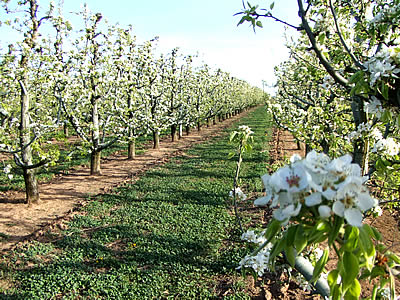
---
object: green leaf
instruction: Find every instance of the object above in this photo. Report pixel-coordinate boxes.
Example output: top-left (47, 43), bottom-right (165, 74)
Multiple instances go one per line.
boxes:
top-left (269, 238), bottom-right (285, 264)
top-left (227, 152), bottom-right (235, 159)
top-left (285, 245), bottom-right (296, 267)
top-left (327, 269), bottom-right (339, 288)
top-left (381, 109), bottom-right (392, 123)
top-left (318, 32), bottom-right (326, 44)
top-left (256, 20), bottom-right (263, 28)
top-left (264, 219), bottom-right (281, 242)
top-left (387, 252), bottom-right (400, 265)
top-left (381, 81), bottom-right (389, 100)
top-left (285, 226), bottom-right (297, 247)
top-left (308, 228), bottom-right (326, 244)
top-left (344, 279), bottom-right (361, 300)
top-left (244, 144), bottom-right (253, 153)
top-left (343, 226), bottom-right (359, 252)
top-left (331, 284), bottom-right (341, 300)
top-left (311, 248), bottom-right (329, 283)
top-left (270, 2), bottom-right (275, 10)
top-left (329, 215), bottom-right (344, 246)
top-left (371, 285), bottom-right (378, 300)
top-left (294, 225), bottom-right (308, 254)
top-left (348, 70), bottom-right (364, 84)
top-left (396, 114), bottom-right (400, 129)
top-left (371, 226), bottom-right (382, 241)
top-left (369, 266), bottom-right (387, 279)
top-left (237, 16), bottom-right (246, 26)
top-left (342, 252), bottom-right (359, 291)
top-left (359, 225), bottom-right (375, 270)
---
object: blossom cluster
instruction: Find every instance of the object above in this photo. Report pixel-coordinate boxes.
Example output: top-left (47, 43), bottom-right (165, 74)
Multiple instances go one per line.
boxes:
top-left (254, 151), bottom-right (378, 227)
top-left (347, 122), bottom-right (371, 142)
top-left (229, 187), bottom-right (247, 201)
top-left (237, 230), bottom-right (273, 276)
top-left (364, 96), bottom-right (384, 118)
top-left (3, 164), bottom-right (13, 180)
top-left (370, 2), bottom-right (400, 25)
top-left (372, 136), bottom-right (400, 156)
top-left (236, 125), bottom-right (254, 139)
top-left (363, 48), bottom-right (400, 86)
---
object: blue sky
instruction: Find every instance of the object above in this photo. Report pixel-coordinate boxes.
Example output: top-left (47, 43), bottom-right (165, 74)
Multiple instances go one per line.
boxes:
top-left (0, 0), bottom-right (300, 91)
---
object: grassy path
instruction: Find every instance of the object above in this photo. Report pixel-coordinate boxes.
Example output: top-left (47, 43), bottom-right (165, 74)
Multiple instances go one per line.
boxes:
top-left (0, 109), bottom-right (251, 250)
top-left (0, 106), bottom-right (272, 299)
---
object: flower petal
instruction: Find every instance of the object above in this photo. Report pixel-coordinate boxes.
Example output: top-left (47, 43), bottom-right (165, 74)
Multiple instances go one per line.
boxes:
top-left (357, 193), bottom-right (377, 212)
top-left (254, 195), bottom-right (271, 206)
top-left (332, 201), bottom-right (345, 217)
top-left (305, 192), bottom-right (322, 206)
top-left (318, 205), bottom-right (331, 218)
top-left (344, 208), bottom-right (363, 227)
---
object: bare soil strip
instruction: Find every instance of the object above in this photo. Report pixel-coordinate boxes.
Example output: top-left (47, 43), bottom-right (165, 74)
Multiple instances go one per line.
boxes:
top-left (0, 110), bottom-right (253, 252)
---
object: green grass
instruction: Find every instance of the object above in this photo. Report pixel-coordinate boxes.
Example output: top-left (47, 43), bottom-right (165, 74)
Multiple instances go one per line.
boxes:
top-left (0, 106), bottom-right (273, 299)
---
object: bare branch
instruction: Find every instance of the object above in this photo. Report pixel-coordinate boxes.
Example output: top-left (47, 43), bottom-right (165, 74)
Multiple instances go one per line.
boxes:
top-left (13, 152), bottom-right (48, 169)
top-left (258, 10), bottom-right (303, 31)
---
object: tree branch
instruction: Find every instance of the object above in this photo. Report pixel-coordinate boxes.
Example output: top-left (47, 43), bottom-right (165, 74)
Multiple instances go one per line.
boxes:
top-left (13, 152), bottom-right (48, 170)
top-left (297, 0), bottom-right (349, 88)
top-left (328, 0), bottom-right (364, 69)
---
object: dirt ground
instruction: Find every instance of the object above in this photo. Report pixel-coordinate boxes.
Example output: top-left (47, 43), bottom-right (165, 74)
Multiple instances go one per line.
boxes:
top-left (0, 110), bottom-right (252, 252)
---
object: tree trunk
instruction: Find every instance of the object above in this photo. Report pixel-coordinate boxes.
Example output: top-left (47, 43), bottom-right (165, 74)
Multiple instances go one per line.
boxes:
top-left (63, 122), bottom-right (69, 137)
top-left (90, 150), bottom-right (101, 175)
top-left (127, 91), bottom-right (135, 159)
top-left (321, 139), bottom-right (330, 155)
top-left (23, 168), bottom-right (40, 205)
top-left (171, 124), bottom-right (178, 142)
top-left (153, 130), bottom-right (160, 149)
top-left (128, 139), bottom-right (135, 160)
top-left (20, 78), bottom-right (40, 205)
top-left (91, 95), bottom-right (102, 175)
top-left (197, 121), bottom-right (201, 131)
top-left (351, 97), bottom-right (368, 174)
top-left (178, 124), bottom-right (183, 139)
top-left (296, 140), bottom-right (301, 150)
top-left (213, 116), bottom-right (217, 125)
top-left (186, 125), bottom-right (190, 135)
top-left (18, 1), bottom-right (42, 205)
top-left (206, 118), bottom-right (210, 127)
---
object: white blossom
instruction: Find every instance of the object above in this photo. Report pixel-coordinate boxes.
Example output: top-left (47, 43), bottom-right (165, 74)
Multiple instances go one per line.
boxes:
top-left (229, 187), bottom-right (247, 201)
top-left (372, 137), bottom-right (400, 156)
top-left (241, 230), bottom-right (267, 245)
top-left (318, 205), bottom-right (332, 219)
top-left (364, 97), bottom-right (384, 118)
top-left (364, 48), bottom-right (400, 86)
top-left (254, 151), bottom-right (379, 227)
top-left (237, 243), bottom-right (273, 276)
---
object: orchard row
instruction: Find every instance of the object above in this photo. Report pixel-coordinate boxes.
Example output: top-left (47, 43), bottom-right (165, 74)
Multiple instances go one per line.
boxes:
top-left (0, 1), bottom-right (264, 204)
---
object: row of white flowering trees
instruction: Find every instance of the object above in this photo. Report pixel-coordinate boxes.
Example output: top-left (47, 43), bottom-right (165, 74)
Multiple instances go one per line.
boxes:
top-left (237, 0), bottom-right (400, 299)
top-left (0, 0), bottom-right (264, 205)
